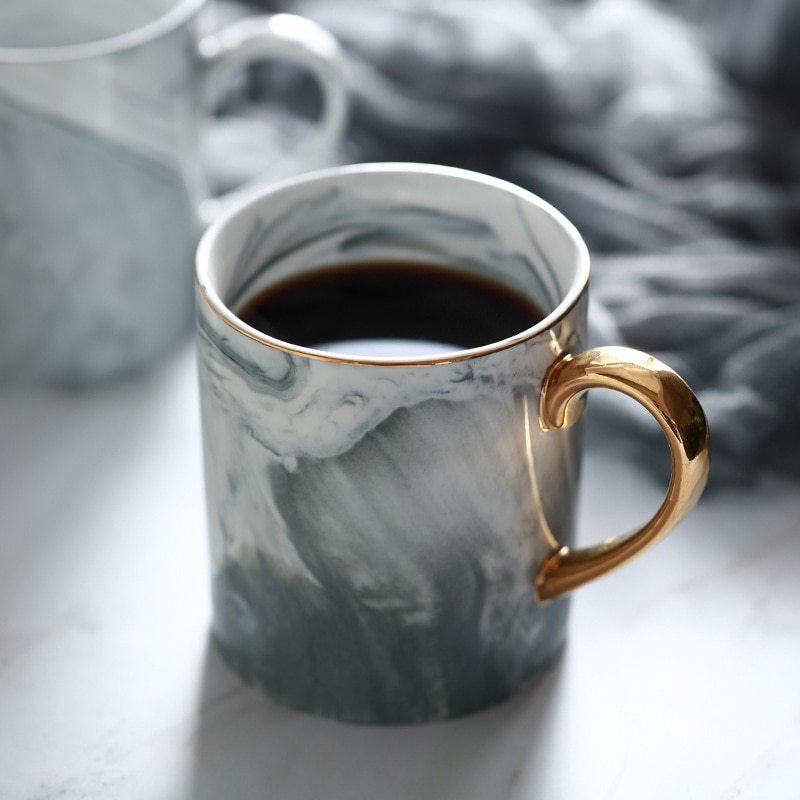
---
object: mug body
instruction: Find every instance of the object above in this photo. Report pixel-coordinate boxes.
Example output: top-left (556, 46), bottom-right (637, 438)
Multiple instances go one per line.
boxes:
top-left (0, 0), bottom-right (208, 384)
top-left (195, 164), bottom-right (590, 724)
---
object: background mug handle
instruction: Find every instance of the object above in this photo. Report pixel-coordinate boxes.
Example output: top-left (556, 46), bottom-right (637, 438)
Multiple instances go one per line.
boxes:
top-left (197, 13), bottom-right (348, 223)
top-left (537, 346), bottom-right (710, 601)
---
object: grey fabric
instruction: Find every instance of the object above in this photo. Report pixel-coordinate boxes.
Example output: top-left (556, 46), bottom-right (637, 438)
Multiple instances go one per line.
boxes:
top-left (208, 0), bottom-right (800, 488)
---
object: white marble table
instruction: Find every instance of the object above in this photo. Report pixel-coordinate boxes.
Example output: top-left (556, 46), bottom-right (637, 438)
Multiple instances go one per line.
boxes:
top-left (2, 343), bottom-right (799, 799)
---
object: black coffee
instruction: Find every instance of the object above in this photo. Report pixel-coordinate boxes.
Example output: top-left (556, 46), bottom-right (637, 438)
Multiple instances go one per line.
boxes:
top-left (236, 261), bottom-right (546, 357)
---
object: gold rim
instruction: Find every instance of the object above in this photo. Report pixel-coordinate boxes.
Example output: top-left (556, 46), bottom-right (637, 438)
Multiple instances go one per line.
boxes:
top-left (196, 270), bottom-right (586, 367)
top-left (195, 163), bottom-right (591, 367)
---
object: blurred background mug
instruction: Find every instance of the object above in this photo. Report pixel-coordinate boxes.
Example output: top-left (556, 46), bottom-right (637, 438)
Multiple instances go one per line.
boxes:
top-left (0, 0), bottom-right (347, 386)
top-left (195, 163), bottom-right (711, 724)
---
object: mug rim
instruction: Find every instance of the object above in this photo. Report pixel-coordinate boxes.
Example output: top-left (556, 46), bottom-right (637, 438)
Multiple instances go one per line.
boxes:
top-left (196, 162), bottom-right (591, 367)
top-left (0, 0), bottom-right (205, 63)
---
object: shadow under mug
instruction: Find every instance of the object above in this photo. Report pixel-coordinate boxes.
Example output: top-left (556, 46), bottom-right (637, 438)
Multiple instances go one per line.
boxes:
top-left (0, 0), bottom-right (347, 386)
top-left (195, 163), bottom-right (710, 724)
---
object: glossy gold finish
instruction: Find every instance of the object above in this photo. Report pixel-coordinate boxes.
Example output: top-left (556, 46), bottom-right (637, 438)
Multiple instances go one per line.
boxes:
top-left (536, 346), bottom-right (710, 601)
top-left (195, 271), bottom-right (585, 368)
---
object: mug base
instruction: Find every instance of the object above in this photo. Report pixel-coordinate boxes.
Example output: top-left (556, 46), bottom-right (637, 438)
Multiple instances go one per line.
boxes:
top-left (209, 597), bottom-right (570, 726)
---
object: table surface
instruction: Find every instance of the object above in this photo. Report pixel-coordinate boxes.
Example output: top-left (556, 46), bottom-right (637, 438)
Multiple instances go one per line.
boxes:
top-left (2, 344), bottom-right (799, 800)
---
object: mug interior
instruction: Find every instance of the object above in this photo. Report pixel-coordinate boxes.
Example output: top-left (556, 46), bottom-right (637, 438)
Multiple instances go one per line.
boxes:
top-left (197, 163), bottom-right (590, 364)
top-left (0, 0), bottom-right (198, 50)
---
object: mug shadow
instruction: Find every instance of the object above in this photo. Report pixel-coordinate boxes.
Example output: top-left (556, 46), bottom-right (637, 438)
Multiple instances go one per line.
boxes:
top-left (187, 635), bottom-right (569, 800)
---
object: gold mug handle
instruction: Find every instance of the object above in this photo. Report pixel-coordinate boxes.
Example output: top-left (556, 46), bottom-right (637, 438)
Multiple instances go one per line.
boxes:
top-left (536, 346), bottom-right (710, 602)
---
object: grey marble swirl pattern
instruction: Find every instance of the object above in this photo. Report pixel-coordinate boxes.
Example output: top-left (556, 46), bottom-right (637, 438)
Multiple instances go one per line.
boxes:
top-left (220, 185), bottom-right (567, 317)
top-left (197, 172), bottom-right (588, 722)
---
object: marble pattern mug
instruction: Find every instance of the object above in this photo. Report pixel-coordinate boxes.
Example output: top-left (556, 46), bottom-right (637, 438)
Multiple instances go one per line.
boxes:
top-left (195, 164), bottom-right (710, 724)
top-left (0, 0), bottom-right (347, 385)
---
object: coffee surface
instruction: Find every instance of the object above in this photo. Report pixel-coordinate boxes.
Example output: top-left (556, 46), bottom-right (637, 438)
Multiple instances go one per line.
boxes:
top-left (236, 261), bottom-right (546, 357)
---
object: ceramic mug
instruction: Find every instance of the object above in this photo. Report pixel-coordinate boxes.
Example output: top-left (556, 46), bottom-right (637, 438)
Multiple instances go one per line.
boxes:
top-left (195, 163), bottom-right (710, 724)
top-left (0, 0), bottom-right (346, 385)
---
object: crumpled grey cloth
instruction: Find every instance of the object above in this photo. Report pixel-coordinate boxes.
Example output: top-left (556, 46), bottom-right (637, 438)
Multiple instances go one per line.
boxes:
top-left (209, 0), bottom-right (800, 488)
